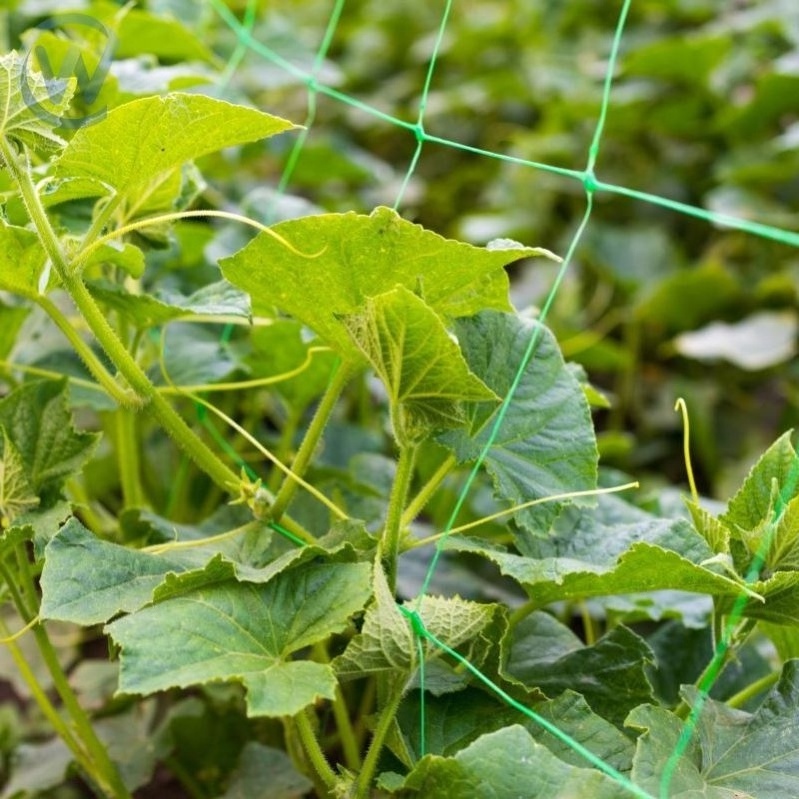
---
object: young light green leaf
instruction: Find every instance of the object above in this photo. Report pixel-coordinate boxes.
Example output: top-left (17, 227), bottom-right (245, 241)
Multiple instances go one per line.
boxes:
top-left (0, 52), bottom-right (74, 152)
top-left (629, 660), bottom-right (799, 797)
top-left (56, 93), bottom-right (296, 195)
top-left (722, 430), bottom-right (799, 533)
top-left (398, 724), bottom-right (623, 798)
top-left (0, 222), bottom-right (48, 297)
top-left (106, 562), bottom-right (372, 717)
top-left (502, 614), bottom-right (655, 727)
top-left (438, 311), bottom-right (598, 533)
top-left (334, 563), bottom-right (414, 678)
top-left (342, 287), bottom-right (498, 444)
top-left (0, 380), bottom-right (99, 503)
top-left (220, 207), bottom-right (552, 360)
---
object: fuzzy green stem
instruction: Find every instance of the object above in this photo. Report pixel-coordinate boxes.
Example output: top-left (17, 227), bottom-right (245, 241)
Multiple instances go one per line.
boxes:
top-left (382, 445), bottom-right (417, 590)
top-left (354, 678), bottom-right (405, 799)
top-left (2, 136), bottom-right (240, 495)
top-left (35, 295), bottom-right (136, 407)
top-left (401, 453), bottom-right (456, 528)
top-left (115, 409), bottom-right (145, 507)
top-left (270, 360), bottom-right (350, 522)
top-left (294, 708), bottom-right (338, 794)
top-left (726, 670), bottom-right (780, 709)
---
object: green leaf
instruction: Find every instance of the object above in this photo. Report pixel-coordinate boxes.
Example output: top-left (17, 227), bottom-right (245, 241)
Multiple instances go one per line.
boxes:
top-left (448, 494), bottom-right (751, 605)
top-left (40, 518), bottom-right (188, 625)
top-left (221, 742), bottom-right (313, 799)
top-left (722, 431), bottom-right (799, 541)
top-left (106, 562), bottom-right (372, 717)
top-left (0, 431), bottom-right (39, 530)
top-left (220, 206), bottom-right (552, 360)
top-left (342, 287), bottom-right (498, 443)
top-left (439, 311), bottom-right (598, 533)
top-left (334, 563), bottom-right (414, 678)
top-left (0, 380), bottom-right (99, 503)
top-left (502, 613), bottom-right (655, 727)
top-left (629, 660), bottom-right (799, 797)
top-left (0, 222), bottom-right (48, 297)
top-left (247, 320), bottom-right (338, 414)
top-left (83, 241), bottom-right (145, 279)
top-left (88, 279), bottom-right (251, 327)
top-left (393, 688), bottom-right (634, 773)
top-left (399, 724), bottom-right (623, 798)
top-left (56, 93), bottom-right (295, 195)
top-left (0, 51), bottom-right (75, 152)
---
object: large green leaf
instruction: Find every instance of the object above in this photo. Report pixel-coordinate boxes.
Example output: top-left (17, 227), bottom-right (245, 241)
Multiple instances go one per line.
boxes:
top-left (219, 206), bottom-right (552, 360)
top-left (0, 380), bottom-right (99, 504)
top-left (56, 93), bottom-right (295, 195)
top-left (438, 311), bottom-right (597, 533)
top-left (448, 494), bottom-right (751, 605)
top-left (0, 222), bottom-right (48, 297)
top-left (502, 613), bottom-right (655, 727)
top-left (40, 515), bottom-right (365, 625)
top-left (0, 52), bottom-right (74, 152)
top-left (397, 724), bottom-right (623, 798)
top-left (342, 287), bottom-right (498, 443)
top-left (629, 660), bottom-right (799, 797)
top-left (106, 562), bottom-right (371, 717)
top-left (393, 688), bottom-right (634, 773)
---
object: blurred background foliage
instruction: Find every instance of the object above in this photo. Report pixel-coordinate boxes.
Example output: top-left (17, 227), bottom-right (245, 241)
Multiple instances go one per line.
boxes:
top-left (4, 0), bottom-right (799, 501)
top-left (208, 0), bottom-right (799, 501)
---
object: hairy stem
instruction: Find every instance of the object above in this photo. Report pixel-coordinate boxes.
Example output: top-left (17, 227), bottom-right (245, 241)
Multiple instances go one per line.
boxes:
top-left (115, 409), bottom-right (145, 507)
top-left (354, 677), bottom-right (405, 799)
top-left (270, 360), bottom-right (351, 522)
top-left (294, 708), bottom-right (338, 795)
top-left (401, 453), bottom-right (456, 528)
top-left (382, 444), bottom-right (417, 591)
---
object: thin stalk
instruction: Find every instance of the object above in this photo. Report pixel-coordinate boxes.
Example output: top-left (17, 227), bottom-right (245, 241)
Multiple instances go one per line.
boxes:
top-left (401, 453), bottom-right (456, 528)
top-left (115, 409), bottom-right (145, 507)
top-left (579, 601), bottom-right (597, 646)
top-left (332, 684), bottom-right (362, 772)
top-left (725, 671), bottom-right (780, 709)
top-left (294, 709), bottom-right (338, 793)
top-left (35, 295), bottom-right (136, 407)
top-left (354, 678), bottom-right (404, 799)
top-left (270, 360), bottom-right (350, 522)
top-left (382, 445), bottom-right (418, 591)
top-left (0, 615), bottom-right (86, 765)
top-left (0, 560), bottom-right (127, 798)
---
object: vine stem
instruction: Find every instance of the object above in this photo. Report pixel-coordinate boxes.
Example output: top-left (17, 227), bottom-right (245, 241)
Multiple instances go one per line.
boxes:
top-left (382, 444), bottom-right (418, 591)
top-left (294, 708), bottom-right (338, 795)
top-left (354, 677), bottom-right (405, 799)
top-left (725, 670), bottom-right (779, 709)
top-left (270, 359), bottom-right (352, 522)
top-left (1, 136), bottom-right (240, 495)
top-left (0, 556), bottom-right (132, 798)
top-left (400, 453), bottom-right (456, 528)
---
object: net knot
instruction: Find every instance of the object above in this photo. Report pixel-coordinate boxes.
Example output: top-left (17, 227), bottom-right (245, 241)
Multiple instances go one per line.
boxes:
top-left (306, 75), bottom-right (320, 93)
top-left (398, 605), bottom-right (428, 638)
top-left (411, 122), bottom-right (426, 143)
top-left (582, 170), bottom-right (599, 195)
